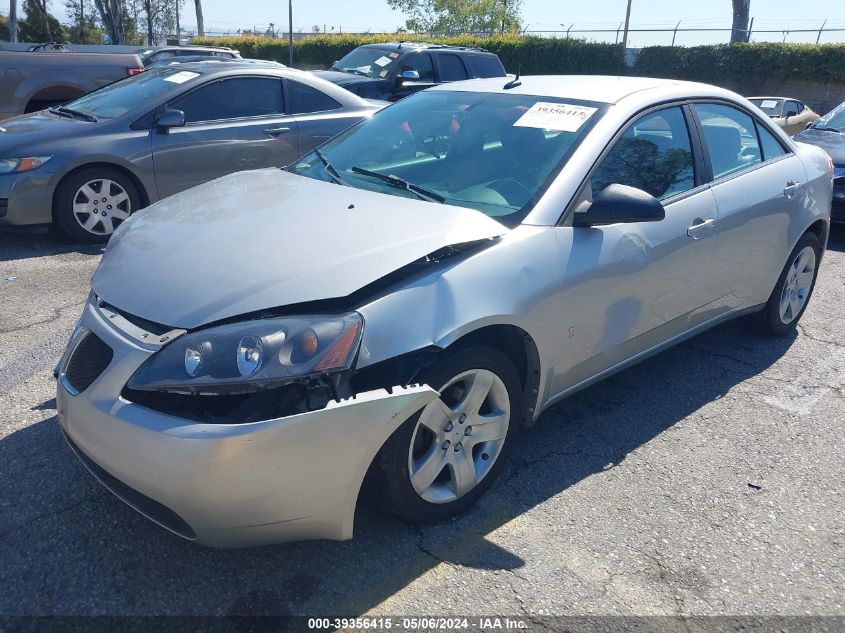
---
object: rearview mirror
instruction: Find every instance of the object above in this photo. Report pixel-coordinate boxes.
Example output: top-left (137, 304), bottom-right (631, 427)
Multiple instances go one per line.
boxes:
top-left (573, 184), bottom-right (665, 227)
top-left (155, 109), bottom-right (186, 130)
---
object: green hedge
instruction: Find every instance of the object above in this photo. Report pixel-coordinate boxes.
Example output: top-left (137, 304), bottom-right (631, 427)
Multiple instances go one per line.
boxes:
top-left (191, 34), bottom-right (627, 75)
top-left (634, 42), bottom-right (845, 85)
top-left (193, 35), bottom-right (845, 85)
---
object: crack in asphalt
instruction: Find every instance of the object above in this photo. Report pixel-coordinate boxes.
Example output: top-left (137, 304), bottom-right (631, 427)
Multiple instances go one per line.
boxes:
top-left (0, 492), bottom-right (106, 540)
top-left (797, 323), bottom-right (844, 348)
top-left (0, 299), bottom-right (85, 335)
top-left (503, 450), bottom-right (624, 488)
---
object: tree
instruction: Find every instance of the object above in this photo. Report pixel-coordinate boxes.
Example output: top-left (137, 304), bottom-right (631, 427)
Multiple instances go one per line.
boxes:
top-left (194, 0), bottom-right (203, 36)
top-left (19, 0), bottom-right (66, 42)
top-left (93, 0), bottom-right (126, 43)
top-left (387, 0), bottom-right (522, 34)
top-left (64, 0), bottom-right (101, 43)
top-left (731, 0), bottom-right (751, 43)
top-left (140, 0), bottom-right (183, 44)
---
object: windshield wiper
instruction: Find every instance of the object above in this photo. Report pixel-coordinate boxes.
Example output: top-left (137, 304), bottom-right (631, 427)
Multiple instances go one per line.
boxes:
top-left (810, 125), bottom-right (842, 133)
top-left (315, 149), bottom-right (348, 186)
top-left (350, 166), bottom-right (445, 203)
top-left (49, 106), bottom-right (98, 122)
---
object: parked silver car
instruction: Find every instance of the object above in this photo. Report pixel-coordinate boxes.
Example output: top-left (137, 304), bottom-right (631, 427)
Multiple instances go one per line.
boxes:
top-left (0, 61), bottom-right (380, 242)
top-left (56, 76), bottom-right (832, 547)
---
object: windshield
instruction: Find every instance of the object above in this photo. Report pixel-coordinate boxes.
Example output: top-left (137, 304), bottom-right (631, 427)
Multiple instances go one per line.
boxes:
top-left (61, 67), bottom-right (203, 120)
top-left (332, 47), bottom-right (399, 78)
top-left (750, 98), bottom-right (784, 118)
top-left (289, 90), bottom-right (604, 225)
top-left (813, 101), bottom-right (845, 132)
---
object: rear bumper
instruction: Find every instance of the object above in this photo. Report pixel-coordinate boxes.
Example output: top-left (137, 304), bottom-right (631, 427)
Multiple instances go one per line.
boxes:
top-left (57, 298), bottom-right (438, 547)
top-left (832, 182), bottom-right (845, 223)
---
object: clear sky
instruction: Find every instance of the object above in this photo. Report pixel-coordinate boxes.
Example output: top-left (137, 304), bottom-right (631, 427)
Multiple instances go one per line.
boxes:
top-left (4, 0), bottom-right (845, 45)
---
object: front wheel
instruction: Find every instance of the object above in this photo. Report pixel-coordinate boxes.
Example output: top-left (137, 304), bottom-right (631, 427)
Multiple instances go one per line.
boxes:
top-left (370, 346), bottom-right (523, 523)
top-left (746, 231), bottom-right (821, 336)
top-left (53, 167), bottom-right (141, 243)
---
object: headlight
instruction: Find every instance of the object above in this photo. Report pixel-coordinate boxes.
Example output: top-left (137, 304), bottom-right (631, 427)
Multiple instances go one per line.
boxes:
top-left (0, 157), bottom-right (52, 174)
top-left (128, 313), bottom-right (363, 394)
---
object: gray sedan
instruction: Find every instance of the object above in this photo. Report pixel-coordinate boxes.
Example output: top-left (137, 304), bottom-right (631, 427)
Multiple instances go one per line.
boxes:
top-left (56, 76), bottom-right (832, 547)
top-left (0, 62), bottom-right (381, 242)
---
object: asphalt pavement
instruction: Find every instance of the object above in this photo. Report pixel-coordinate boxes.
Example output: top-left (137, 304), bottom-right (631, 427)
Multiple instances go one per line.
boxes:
top-left (0, 225), bottom-right (843, 622)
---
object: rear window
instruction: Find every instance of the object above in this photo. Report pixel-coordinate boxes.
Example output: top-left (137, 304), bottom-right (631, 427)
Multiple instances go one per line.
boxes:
top-left (468, 55), bottom-right (506, 78)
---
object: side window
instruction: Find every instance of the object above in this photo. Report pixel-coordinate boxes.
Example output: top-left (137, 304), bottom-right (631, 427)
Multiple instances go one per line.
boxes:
top-left (694, 103), bottom-right (762, 179)
top-left (591, 106), bottom-right (695, 200)
top-left (399, 53), bottom-right (435, 82)
top-left (469, 55), bottom-right (506, 78)
top-left (171, 78), bottom-right (284, 123)
top-left (757, 124), bottom-right (788, 161)
top-left (287, 80), bottom-right (342, 114)
top-left (438, 54), bottom-right (468, 82)
top-left (784, 100), bottom-right (801, 117)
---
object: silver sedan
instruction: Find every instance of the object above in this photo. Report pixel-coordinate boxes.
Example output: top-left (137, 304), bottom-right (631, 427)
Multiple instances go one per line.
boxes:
top-left (56, 75), bottom-right (833, 547)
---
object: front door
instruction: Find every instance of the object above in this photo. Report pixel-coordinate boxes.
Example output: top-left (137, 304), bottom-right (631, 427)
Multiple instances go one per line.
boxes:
top-left (551, 105), bottom-right (723, 392)
top-left (151, 76), bottom-right (299, 198)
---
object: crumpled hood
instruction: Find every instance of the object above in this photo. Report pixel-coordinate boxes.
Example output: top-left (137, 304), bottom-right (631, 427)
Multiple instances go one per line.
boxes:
top-left (93, 169), bottom-right (507, 329)
top-left (793, 128), bottom-right (845, 164)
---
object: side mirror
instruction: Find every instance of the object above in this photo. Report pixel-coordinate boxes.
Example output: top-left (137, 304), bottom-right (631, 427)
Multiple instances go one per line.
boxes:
top-left (400, 69), bottom-right (420, 81)
top-left (573, 184), bottom-right (665, 227)
top-left (155, 109), bottom-right (186, 130)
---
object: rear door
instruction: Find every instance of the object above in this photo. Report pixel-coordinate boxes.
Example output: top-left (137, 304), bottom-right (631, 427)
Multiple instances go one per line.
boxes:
top-left (151, 76), bottom-right (298, 197)
top-left (692, 101), bottom-right (806, 308)
top-left (434, 53), bottom-right (469, 83)
top-left (285, 79), bottom-right (362, 156)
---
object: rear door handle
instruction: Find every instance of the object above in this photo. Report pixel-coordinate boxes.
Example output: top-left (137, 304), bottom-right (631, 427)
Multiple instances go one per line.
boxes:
top-left (687, 217), bottom-right (716, 239)
top-left (783, 180), bottom-right (802, 197)
top-left (263, 127), bottom-right (291, 136)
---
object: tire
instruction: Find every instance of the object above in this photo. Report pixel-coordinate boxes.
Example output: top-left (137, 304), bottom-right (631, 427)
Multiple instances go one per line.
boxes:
top-left (745, 231), bottom-right (821, 336)
top-left (53, 166), bottom-right (141, 243)
top-left (369, 346), bottom-right (524, 524)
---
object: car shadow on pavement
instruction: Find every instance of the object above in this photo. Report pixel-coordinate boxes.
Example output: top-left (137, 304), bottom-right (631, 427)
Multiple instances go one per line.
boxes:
top-left (0, 319), bottom-right (799, 617)
top-left (0, 228), bottom-right (104, 263)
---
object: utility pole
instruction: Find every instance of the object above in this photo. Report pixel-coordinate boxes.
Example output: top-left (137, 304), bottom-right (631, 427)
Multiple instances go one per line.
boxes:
top-left (501, 0), bottom-right (507, 34)
top-left (10, 0), bottom-right (18, 42)
top-left (621, 0), bottom-right (633, 50)
top-left (288, 0), bottom-right (293, 66)
top-left (175, 0), bottom-right (181, 44)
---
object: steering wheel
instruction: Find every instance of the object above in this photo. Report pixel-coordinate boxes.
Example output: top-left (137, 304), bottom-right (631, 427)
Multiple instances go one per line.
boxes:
top-left (486, 178), bottom-right (533, 205)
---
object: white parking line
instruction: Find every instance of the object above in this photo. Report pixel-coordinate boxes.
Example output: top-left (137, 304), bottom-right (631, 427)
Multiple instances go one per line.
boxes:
top-left (764, 348), bottom-right (845, 415)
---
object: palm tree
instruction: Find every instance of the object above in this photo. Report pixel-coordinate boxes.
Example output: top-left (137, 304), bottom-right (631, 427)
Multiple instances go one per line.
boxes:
top-left (194, 0), bottom-right (203, 35)
top-left (731, 0), bottom-right (750, 43)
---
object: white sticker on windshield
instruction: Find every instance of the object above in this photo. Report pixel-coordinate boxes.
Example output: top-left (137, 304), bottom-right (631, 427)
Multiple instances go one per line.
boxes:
top-left (514, 102), bottom-right (597, 132)
top-left (760, 99), bottom-right (778, 109)
top-left (374, 56), bottom-right (392, 67)
top-left (163, 70), bottom-right (200, 84)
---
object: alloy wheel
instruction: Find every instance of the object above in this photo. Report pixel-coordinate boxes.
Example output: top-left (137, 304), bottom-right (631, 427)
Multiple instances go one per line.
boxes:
top-left (408, 368), bottom-right (510, 504)
top-left (72, 178), bottom-right (132, 236)
top-left (778, 245), bottom-right (816, 325)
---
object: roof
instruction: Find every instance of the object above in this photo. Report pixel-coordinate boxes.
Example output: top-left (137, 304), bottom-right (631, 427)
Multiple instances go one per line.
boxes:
top-left (359, 41), bottom-right (491, 53)
top-left (430, 75), bottom-right (736, 105)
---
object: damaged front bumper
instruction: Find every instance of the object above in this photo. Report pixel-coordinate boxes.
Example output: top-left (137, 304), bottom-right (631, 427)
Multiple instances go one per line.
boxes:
top-left (56, 298), bottom-right (438, 547)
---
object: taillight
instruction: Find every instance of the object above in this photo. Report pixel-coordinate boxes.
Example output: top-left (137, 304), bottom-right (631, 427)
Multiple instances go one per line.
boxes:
top-left (126, 67), bottom-right (144, 77)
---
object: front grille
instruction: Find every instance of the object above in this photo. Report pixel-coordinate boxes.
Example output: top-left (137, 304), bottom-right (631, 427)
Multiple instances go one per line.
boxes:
top-left (64, 332), bottom-right (113, 393)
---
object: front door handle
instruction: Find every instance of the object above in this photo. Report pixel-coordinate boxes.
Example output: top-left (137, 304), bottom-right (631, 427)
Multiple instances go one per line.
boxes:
top-left (783, 180), bottom-right (802, 198)
top-left (263, 127), bottom-right (291, 136)
top-left (687, 217), bottom-right (716, 239)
